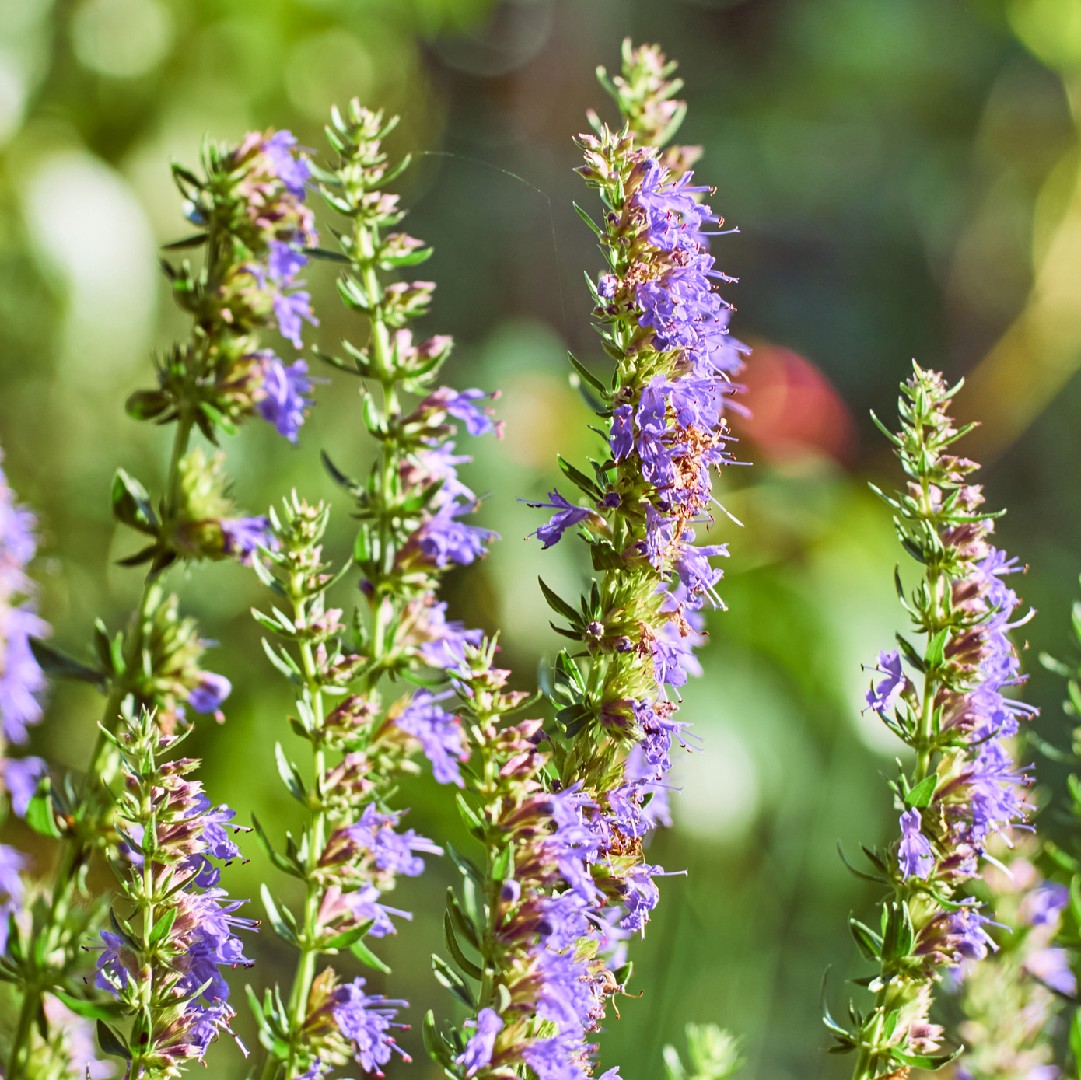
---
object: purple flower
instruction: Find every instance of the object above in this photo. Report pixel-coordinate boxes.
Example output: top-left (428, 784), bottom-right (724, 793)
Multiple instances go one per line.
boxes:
top-left (610, 404), bottom-right (634, 461)
top-left (415, 501), bottom-right (498, 569)
top-left (221, 516), bottom-right (273, 564)
top-left (546, 787), bottom-right (607, 903)
top-left (525, 490), bottom-right (596, 549)
top-left (272, 288), bottom-right (317, 349)
top-left (3, 755), bottom-right (46, 818)
top-left (258, 354), bottom-right (313, 442)
top-left (634, 159), bottom-right (716, 253)
top-left (268, 239), bottom-right (307, 284)
top-left (1, 606), bottom-right (49, 744)
top-left (328, 978), bottom-right (410, 1075)
top-left (94, 930), bottom-right (132, 993)
top-left (191, 796), bottom-right (243, 863)
top-left (866, 650), bottom-right (904, 714)
top-left (262, 130), bottom-right (311, 197)
top-left (189, 672), bottom-right (231, 716)
top-left (898, 808), bottom-right (934, 880)
top-left (1021, 882), bottom-right (1069, 928)
top-left (177, 887), bottom-right (256, 1001)
top-left (673, 536), bottom-right (727, 600)
top-left (1025, 946), bottom-right (1077, 996)
top-left (640, 504), bottom-right (676, 569)
top-left (457, 1008), bottom-right (504, 1076)
top-left (947, 905), bottom-right (998, 962)
top-left (418, 601), bottom-right (483, 671)
top-left (412, 444), bottom-right (476, 505)
top-left (440, 388), bottom-right (498, 436)
top-left (618, 862), bottom-right (662, 932)
top-left (395, 689), bottom-right (467, 786)
top-left (342, 804), bottom-right (441, 877)
top-left (333, 884), bottom-right (411, 938)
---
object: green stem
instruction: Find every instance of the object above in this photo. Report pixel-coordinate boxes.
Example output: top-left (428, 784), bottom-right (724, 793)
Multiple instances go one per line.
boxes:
top-left (278, 632), bottom-right (328, 1080)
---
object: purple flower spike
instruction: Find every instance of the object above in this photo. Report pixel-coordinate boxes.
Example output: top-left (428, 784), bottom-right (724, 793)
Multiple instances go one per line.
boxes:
top-left (458, 1008), bottom-right (504, 1077)
top-left (258, 354), bottom-right (313, 443)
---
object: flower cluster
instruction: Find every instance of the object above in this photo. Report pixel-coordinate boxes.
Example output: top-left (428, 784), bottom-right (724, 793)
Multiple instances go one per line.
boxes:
top-left (0, 450), bottom-right (48, 896)
top-left (134, 129), bottom-right (318, 443)
top-left (245, 102), bottom-right (498, 1080)
top-left (830, 366), bottom-right (1038, 1080)
top-left (429, 642), bottom-right (627, 1080)
top-left (951, 853), bottom-right (1072, 1080)
top-left (94, 707), bottom-right (253, 1069)
top-left (0, 451), bottom-right (48, 747)
top-left (0, 130), bottom-right (321, 1073)
top-left (247, 497), bottom-right (443, 1079)
top-left (523, 42), bottom-right (744, 954)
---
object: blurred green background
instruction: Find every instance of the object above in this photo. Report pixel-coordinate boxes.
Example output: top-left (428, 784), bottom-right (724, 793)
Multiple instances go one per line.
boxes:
top-left (3, 0), bottom-right (1081, 1076)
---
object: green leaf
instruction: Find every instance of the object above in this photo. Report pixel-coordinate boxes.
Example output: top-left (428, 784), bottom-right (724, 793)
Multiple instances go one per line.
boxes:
top-left (881, 900), bottom-right (915, 959)
top-left (445, 843), bottom-right (483, 886)
top-left (590, 542), bottom-right (624, 571)
top-left (904, 774), bottom-right (937, 808)
top-left (925, 629), bottom-right (949, 670)
top-left (835, 843), bottom-right (885, 884)
top-left (554, 650), bottom-right (587, 694)
top-left (148, 907), bottom-right (178, 947)
top-left (51, 989), bottom-right (126, 1022)
top-left (95, 1020), bottom-right (131, 1061)
top-left (28, 640), bottom-right (104, 687)
top-left (557, 455), bottom-right (603, 500)
top-left (1070, 1007), bottom-right (1081, 1071)
top-left (537, 577), bottom-right (580, 624)
top-left (432, 953), bottom-right (474, 1008)
top-left (274, 743), bottom-right (307, 804)
top-left (249, 815), bottom-right (302, 878)
top-left (556, 702), bottom-right (593, 737)
top-left (349, 935), bottom-right (391, 974)
top-left (445, 888), bottom-right (481, 950)
top-left (260, 885), bottom-right (297, 946)
top-left (320, 450), bottom-right (365, 498)
top-left (819, 972), bottom-right (851, 1042)
top-left (422, 1009), bottom-right (455, 1069)
top-left (572, 202), bottom-right (603, 241)
top-left (455, 792), bottom-right (484, 834)
top-left (891, 1044), bottom-right (963, 1070)
top-left (111, 469), bottom-right (158, 534)
top-left (847, 917), bottom-right (882, 962)
top-left (443, 911), bottom-right (483, 980)
top-left (261, 638), bottom-right (301, 682)
top-left (23, 779), bottom-right (61, 839)
top-left (566, 350), bottom-right (607, 396)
